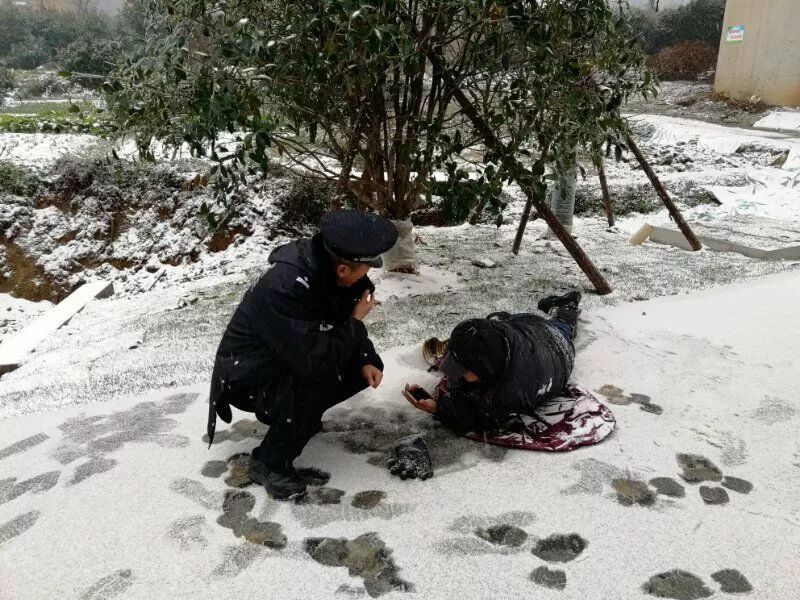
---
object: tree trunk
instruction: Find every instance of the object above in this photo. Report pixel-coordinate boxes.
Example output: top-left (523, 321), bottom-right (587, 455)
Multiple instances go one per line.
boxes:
top-left (382, 219), bottom-right (419, 274)
top-left (548, 162), bottom-right (578, 234)
top-left (594, 156), bottom-right (615, 227)
top-left (333, 107), bottom-right (369, 210)
top-left (468, 196), bottom-right (488, 225)
top-left (625, 134), bottom-right (702, 251)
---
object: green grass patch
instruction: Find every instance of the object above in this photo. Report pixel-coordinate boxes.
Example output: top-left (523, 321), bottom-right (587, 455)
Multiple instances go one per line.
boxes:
top-left (0, 100), bottom-right (94, 115)
top-left (0, 108), bottom-right (114, 134)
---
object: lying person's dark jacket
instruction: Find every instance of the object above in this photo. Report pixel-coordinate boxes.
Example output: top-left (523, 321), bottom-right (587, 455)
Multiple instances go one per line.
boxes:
top-left (208, 234), bottom-right (382, 441)
top-left (434, 312), bottom-right (574, 433)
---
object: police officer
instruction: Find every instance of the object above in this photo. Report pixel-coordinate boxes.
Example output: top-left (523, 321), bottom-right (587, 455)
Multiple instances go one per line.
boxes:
top-left (207, 210), bottom-right (398, 499)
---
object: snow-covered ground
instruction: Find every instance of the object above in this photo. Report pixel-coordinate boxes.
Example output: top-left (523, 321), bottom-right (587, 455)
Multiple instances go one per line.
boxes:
top-left (2, 210), bottom-right (798, 418)
top-left (0, 132), bottom-right (108, 171)
top-left (1, 83), bottom-right (799, 597)
top-left (1, 271), bottom-right (798, 599)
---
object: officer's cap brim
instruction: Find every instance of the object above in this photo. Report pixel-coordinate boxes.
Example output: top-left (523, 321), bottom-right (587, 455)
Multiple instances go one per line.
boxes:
top-left (320, 210), bottom-right (398, 265)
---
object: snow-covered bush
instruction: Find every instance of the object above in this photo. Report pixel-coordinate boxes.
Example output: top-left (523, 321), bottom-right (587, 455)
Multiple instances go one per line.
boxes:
top-left (0, 161), bottom-right (40, 197)
top-left (275, 177), bottom-right (334, 232)
top-left (47, 155), bottom-right (185, 211)
top-left (647, 41), bottom-right (717, 81)
top-left (58, 39), bottom-right (122, 90)
top-left (15, 72), bottom-right (73, 99)
top-left (426, 179), bottom-right (510, 227)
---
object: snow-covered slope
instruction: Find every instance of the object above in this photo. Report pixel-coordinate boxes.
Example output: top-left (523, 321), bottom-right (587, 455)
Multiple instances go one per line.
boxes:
top-left (1, 271), bottom-right (798, 599)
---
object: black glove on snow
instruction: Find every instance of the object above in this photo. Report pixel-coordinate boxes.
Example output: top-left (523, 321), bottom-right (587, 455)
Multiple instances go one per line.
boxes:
top-left (387, 434), bottom-right (433, 480)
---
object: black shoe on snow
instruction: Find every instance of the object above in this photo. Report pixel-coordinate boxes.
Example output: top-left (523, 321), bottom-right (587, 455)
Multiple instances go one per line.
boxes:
top-left (249, 458), bottom-right (307, 500)
top-left (551, 304), bottom-right (582, 339)
top-left (537, 291), bottom-right (582, 315)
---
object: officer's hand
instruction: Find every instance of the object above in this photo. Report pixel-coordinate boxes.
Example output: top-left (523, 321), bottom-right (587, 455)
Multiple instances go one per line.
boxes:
top-left (362, 365), bottom-right (383, 388)
top-left (353, 290), bottom-right (375, 321)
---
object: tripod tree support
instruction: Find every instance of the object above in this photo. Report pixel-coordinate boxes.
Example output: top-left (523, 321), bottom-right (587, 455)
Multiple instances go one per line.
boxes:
top-left (428, 52), bottom-right (612, 295)
top-left (625, 134), bottom-right (702, 251)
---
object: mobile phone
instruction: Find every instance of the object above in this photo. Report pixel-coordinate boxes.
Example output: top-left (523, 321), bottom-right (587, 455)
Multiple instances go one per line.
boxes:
top-left (410, 388), bottom-right (432, 401)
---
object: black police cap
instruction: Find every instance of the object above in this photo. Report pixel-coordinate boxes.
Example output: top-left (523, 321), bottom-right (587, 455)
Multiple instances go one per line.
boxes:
top-left (320, 210), bottom-right (398, 268)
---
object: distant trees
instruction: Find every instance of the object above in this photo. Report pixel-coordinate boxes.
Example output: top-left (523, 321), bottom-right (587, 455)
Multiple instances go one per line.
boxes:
top-left (0, 0), bottom-right (116, 68)
top-left (58, 39), bottom-right (123, 88)
top-left (0, 64), bottom-right (15, 104)
top-left (0, 0), bottom-right (145, 71)
top-left (656, 0), bottom-right (726, 50)
top-left (629, 0), bottom-right (726, 55)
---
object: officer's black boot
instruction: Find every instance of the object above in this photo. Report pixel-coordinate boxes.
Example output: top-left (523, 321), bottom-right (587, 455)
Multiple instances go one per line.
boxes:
top-left (537, 291), bottom-right (582, 315)
top-left (249, 455), bottom-right (307, 500)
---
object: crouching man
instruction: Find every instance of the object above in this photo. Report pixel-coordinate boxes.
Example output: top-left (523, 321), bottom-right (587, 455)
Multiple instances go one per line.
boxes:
top-left (207, 210), bottom-right (397, 500)
top-left (405, 292), bottom-right (582, 432)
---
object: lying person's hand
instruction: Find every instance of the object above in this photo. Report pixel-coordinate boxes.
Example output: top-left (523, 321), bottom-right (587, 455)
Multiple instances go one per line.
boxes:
top-left (362, 364), bottom-right (383, 388)
top-left (403, 384), bottom-right (437, 415)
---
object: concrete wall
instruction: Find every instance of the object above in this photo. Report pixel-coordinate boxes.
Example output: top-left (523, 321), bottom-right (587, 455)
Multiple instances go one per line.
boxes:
top-left (715, 0), bottom-right (800, 107)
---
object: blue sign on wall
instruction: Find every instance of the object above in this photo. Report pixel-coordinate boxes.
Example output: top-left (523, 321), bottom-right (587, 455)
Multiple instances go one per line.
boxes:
top-left (726, 25), bottom-right (746, 44)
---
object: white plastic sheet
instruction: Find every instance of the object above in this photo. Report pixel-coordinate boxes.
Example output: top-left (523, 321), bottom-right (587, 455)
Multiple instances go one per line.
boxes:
top-left (548, 164), bottom-right (578, 234)
top-left (382, 219), bottom-right (419, 273)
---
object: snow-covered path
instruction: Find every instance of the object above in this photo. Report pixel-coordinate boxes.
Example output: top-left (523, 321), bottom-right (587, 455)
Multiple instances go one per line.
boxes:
top-left (2, 271), bottom-right (798, 599)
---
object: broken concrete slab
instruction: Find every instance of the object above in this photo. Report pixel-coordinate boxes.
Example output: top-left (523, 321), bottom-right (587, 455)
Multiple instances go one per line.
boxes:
top-left (0, 280), bottom-right (113, 375)
top-left (753, 111), bottom-right (800, 135)
top-left (630, 220), bottom-right (800, 261)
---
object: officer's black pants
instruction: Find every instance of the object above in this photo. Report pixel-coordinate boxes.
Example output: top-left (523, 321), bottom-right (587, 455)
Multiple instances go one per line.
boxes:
top-left (229, 365), bottom-right (368, 470)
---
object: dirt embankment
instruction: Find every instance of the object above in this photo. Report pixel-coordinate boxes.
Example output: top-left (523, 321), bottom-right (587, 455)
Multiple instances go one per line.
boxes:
top-left (0, 157), bottom-right (320, 302)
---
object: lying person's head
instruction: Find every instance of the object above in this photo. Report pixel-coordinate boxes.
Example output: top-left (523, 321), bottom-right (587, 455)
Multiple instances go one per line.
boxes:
top-left (441, 319), bottom-right (509, 385)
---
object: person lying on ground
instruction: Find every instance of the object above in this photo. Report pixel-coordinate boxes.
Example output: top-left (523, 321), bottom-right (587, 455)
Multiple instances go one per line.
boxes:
top-left (207, 210), bottom-right (397, 500)
top-left (404, 291), bottom-right (581, 434)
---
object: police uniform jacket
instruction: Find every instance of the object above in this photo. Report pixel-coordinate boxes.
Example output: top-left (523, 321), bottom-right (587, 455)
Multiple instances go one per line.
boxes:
top-left (207, 235), bottom-right (383, 443)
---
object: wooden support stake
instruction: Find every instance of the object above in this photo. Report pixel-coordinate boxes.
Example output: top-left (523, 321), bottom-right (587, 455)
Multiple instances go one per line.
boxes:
top-left (511, 196), bottom-right (535, 254)
top-left (625, 134), bottom-right (702, 251)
